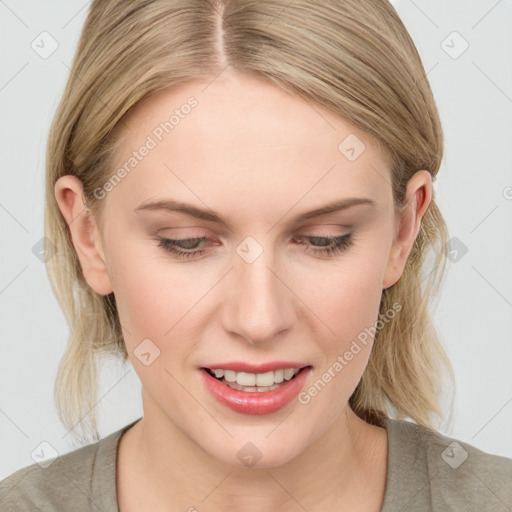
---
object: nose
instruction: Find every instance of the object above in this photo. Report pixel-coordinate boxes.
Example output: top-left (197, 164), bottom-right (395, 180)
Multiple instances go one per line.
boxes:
top-left (221, 240), bottom-right (296, 346)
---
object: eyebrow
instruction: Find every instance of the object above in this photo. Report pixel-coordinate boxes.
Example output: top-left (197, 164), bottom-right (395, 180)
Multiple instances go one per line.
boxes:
top-left (134, 196), bottom-right (376, 229)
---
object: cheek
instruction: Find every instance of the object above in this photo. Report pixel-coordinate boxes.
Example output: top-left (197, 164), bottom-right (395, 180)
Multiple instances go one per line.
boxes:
top-left (294, 262), bottom-right (384, 411)
top-left (106, 240), bottom-right (204, 348)
top-left (300, 254), bottom-right (385, 343)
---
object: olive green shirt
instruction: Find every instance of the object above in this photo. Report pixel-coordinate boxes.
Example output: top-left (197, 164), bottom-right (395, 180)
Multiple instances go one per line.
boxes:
top-left (1, 417), bottom-right (511, 511)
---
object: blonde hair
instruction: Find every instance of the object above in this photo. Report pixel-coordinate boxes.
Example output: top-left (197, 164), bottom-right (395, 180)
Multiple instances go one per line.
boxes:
top-left (45, 0), bottom-right (454, 443)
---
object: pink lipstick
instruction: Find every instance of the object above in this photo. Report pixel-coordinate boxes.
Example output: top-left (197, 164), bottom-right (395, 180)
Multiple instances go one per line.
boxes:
top-left (199, 363), bottom-right (312, 415)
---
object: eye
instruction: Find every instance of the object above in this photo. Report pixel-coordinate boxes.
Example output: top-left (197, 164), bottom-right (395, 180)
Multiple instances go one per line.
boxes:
top-left (157, 236), bottom-right (208, 260)
top-left (294, 233), bottom-right (353, 257)
top-left (156, 233), bottom-right (354, 260)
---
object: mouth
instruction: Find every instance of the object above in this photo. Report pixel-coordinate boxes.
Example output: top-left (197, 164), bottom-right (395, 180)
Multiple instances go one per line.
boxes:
top-left (199, 364), bottom-right (313, 414)
top-left (201, 366), bottom-right (310, 392)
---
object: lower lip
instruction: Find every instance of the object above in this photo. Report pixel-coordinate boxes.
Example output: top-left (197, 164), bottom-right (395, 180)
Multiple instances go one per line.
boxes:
top-left (200, 367), bottom-right (312, 415)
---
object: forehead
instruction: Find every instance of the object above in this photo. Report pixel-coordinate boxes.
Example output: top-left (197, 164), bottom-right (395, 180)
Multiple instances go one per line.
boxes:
top-left (107, 72), bottom-right (392, 221)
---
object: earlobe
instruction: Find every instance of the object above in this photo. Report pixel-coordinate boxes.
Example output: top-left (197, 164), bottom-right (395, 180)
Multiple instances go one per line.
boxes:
top-left (382, 170), bottom-right (432, 290)
top-left (54, 175), bottom-right (114, 296)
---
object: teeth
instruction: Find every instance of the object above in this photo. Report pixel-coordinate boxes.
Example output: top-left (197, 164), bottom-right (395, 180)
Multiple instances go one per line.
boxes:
top-left (256, 371), bottom-right (274, 387)
top-left (274, 369), bottom-right (284, 383)
top-left (283, 368), bottom-right (296, 380)
top-left (237, 372), bottom-right (256, 386)
top-left (224, 370), bottom-right (237, 382)
top-left (209, 368), bottom-right (300, 387)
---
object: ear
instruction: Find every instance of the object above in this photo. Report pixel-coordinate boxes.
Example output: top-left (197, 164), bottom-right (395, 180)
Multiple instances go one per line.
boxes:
top-left (54, 175), bottom-right (114, 295)
top-left (382, 170), bottom-right (432, 290)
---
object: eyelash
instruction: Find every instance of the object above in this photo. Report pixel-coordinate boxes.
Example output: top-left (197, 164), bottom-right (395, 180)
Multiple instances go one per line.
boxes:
top-left (157, 234), bottom-right (353, 260)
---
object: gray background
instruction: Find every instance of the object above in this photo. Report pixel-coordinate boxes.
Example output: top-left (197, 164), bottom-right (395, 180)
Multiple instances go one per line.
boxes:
top-left (1, 0), bottom-right (511, 478)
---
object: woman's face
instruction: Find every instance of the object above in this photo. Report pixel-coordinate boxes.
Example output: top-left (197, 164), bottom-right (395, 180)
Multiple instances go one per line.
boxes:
top-left (65, 71), bottom-right (426, 468)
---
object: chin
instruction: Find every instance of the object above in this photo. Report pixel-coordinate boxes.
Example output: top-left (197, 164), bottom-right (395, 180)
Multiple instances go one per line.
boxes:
top-left (203, 433), bottom-right (307, 470)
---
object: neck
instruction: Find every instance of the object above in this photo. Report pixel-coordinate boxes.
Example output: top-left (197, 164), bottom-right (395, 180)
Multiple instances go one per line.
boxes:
top-left (117, 395), bottom-right (388, 511)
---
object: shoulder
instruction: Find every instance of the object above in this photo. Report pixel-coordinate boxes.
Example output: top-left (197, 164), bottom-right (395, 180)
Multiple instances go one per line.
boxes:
top-left (0, 441), bottom-right (102, 511)
top-left (0, 419), bottom-right (139, 512)
top-left (383, 418), bottom-right (512, 511)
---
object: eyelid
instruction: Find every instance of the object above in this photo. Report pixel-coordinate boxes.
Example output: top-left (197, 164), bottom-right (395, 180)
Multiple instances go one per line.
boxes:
top-left (298, 225), bottom-right (351, 234)
top-left (156, 230), bottom-right (354, 261)
top-left (154, 227), bottom-right (352, 251)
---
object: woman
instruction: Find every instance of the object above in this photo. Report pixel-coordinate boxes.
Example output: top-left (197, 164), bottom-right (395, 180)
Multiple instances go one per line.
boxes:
top-left (1, 0), bottom-right (511, 510)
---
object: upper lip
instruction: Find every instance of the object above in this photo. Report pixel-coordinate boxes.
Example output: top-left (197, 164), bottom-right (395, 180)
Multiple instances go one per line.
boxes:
top-left (201, 361), bottom-right (311, 373)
